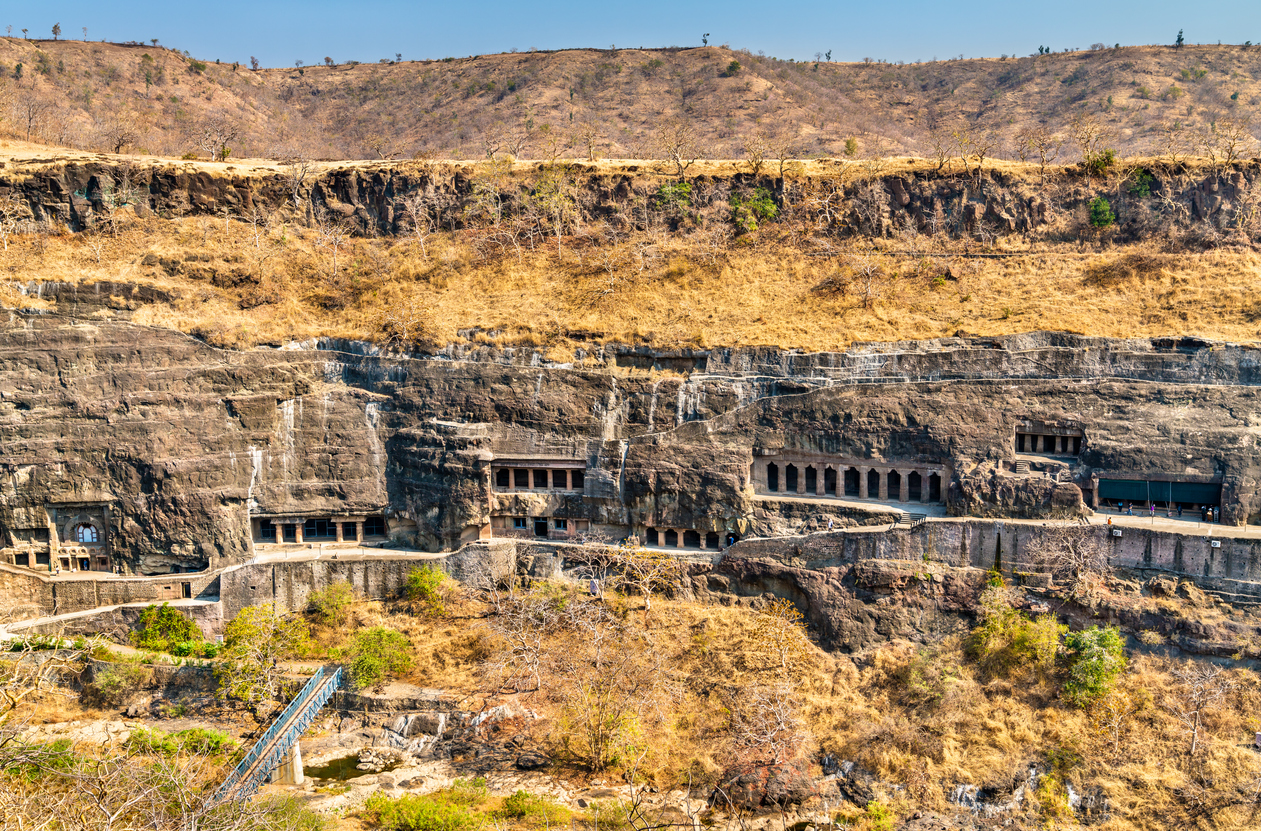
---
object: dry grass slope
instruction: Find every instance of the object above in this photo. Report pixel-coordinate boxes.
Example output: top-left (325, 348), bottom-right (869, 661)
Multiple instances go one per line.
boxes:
top-left (2, 38), bottom-right (1261, 162)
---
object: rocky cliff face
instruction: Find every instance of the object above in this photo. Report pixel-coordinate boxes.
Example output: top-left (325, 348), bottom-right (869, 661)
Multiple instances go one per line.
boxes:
top-left (2, 157), bottom-right (1257, 243)
top-left (3, 313), bottom-right (1261, 575)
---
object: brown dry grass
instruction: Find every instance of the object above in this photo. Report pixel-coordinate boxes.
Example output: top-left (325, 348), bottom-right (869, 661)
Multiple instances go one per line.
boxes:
top-left (4, 37), bottom-right (1261, 162)
top-left (5, 207), bottom-right (1261, 354)
top-left (305, 588), bottom-right (1261, 830)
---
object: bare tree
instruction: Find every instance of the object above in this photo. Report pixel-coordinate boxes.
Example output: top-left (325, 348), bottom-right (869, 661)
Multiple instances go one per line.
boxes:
top-left (574, 121), bottom-right (601, 161)
top-left (616, 541), bottom-right (684, 619)
top-left (15, 93), bottom-right (51, 142)
top-left (1024, 526), bottom-right (1110, 593)
top-left (729, 684), bottom-right (809, 764)
top-left (399, 191), bottom-right (434, 258)
top-left (970, 127), bottom-right (1001, 179)
top-left (480, 589), bottom-right (562, 693)
top-left (315, 213), bottom-right (353, 278)
top-left (0, 629), bottom-right (102, 725)
top-left (363, 132), bottom-right (401, 160)
top-left (193, 111), bottom-right (241, 161)
top-left (378, 294), bottom-right (436, 350)
top-left (280, 155), bottom-right (313, 209)
top-left (925, 126), bottom-right (954, 172)
top-left (655, 117), bottom-right (702, 177)
top-left (96, 104), bottom-right (145, 154)
top-left (1014, 125), bottom-right (1063, 183)
top-left (1167, 663), bottom-right (1234, 756)
top-left (1158, 121), bottom-right (1194, 165)
top-left (0, 195), bottom-right (27, 252)
top-left (1068, 112), bottom-right (1112, 163)
top-left (1090, 689), bottom-right (1139, 760)
top-left (1201, 116), bottom-right (1258, 170)
top-left (742, 131), bottom-right (769, 176)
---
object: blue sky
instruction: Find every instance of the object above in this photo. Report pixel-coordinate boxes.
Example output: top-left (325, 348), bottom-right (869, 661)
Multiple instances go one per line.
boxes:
top-left (8, 1), bottom-right (1261, 66)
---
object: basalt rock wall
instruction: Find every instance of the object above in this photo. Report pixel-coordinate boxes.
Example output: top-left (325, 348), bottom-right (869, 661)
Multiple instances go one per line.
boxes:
top-left (1, 158), bottom-right (1257, 243)
top-left (5, 315), bottom-right (1261, 578)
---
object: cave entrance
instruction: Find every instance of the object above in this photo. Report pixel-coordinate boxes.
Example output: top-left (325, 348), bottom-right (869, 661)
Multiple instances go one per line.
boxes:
top-left (824, 467), bottom-right (837, 495)
top-left (845, 467), bottom-right (860, 497)
top-left (767, 463), bottom-right (779, 492)
top-left (533, 519), bottom-right (549, 537)
top-left (908, 471), bottom-right (922, 502)
top-left (805, 466), bottom-right (817, 494)
top-left (867, 469), bottom-right (880, 499)
top-left (929, 472), bottom-right (942, 502)
top-left (785, 465), bottom-right (799, 492)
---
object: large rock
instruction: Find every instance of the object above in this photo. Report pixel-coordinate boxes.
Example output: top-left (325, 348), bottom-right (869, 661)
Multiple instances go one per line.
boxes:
top-left (714, 760), bottom-right (820, 812)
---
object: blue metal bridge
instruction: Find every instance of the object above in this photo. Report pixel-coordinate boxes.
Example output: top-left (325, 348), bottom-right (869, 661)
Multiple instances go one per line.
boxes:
top-left (212, 665), bottom-right (343, 803)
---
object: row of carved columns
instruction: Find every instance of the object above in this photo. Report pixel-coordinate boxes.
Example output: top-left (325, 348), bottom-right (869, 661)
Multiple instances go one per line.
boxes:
top-left (496, 468), bottom-right (583, 491)
top-left (645, 528), bottom-right (721, 550)
top-left (764, 462), bottom-right (944, 504)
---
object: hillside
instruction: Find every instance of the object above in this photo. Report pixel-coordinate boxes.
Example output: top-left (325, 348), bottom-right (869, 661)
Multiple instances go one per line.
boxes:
top-left (1, 38), bottom-right (1260, 162)
top-left (2, 145), bottom-right (1260, 354)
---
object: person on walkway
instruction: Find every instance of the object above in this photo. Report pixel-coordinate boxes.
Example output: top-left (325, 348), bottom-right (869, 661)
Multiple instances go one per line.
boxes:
top-left (1150, 503), bottom-right (1156, 517)
top-left (1127, 503), bottom-right (1134, 516)
top-left (827, 518), bottom-right (834, 532)
top-left (1177, 505), bottom-right (1183, 518)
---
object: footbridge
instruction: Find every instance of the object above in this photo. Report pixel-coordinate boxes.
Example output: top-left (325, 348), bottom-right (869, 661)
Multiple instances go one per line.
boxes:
top-left (212, 665), bottom-right (343, 803)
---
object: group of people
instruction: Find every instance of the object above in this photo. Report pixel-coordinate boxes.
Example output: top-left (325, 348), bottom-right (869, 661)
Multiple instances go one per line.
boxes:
top-left (1112, 501), bottom-right (1218, 522)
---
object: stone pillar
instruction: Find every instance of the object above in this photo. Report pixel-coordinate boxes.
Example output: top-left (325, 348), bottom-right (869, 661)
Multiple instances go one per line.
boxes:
top-left (899, 472), bottom-right (910, 503)
top-left (294, 522), bottom-right (303, 544)
top-left (676, 530), bottom-right (685, 549)
top-left (273, 741), bottom-right (304, 785)
top-left (877, 470), bottom-right (887, 501)
top-left (859, 467), bottom-right (869, 499)
top-left (795, 468), bottom-right (805, 495)
top-left (920, 471), bottom-right (931, 503)
top-left (355, 521), bottom-right (364, 543)
top-left (335, 523), bottom-right (344, 542)
top-left (815, 468), bottom-right (825, 497)
top-left (564, 470), bottom-right (572, 490)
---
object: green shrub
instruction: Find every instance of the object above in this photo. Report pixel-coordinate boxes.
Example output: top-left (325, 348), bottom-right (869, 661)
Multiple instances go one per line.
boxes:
top-left (442, 778), bottom-right (489, 808)
top-left (1127, 169), bottom-right (1154, 198)
top-left (729, 187), bottom-right (779, 233)
top-left (1063, 625), bottom-right (1126, 707)
top-left (496, 790), bottom-right (571, 826)
top-left (126, 727), bottom-right (180, 755)
top-left (362, 791), bottom-right (485, 831)
top-left (405, 566), bottom-right (448, 616)
top-left (969, 587), bottom-right (1066, 676)
top-left (309, 580), bottom-right (355, 626)
top-left (653, 182), bottom-right (693, 214)
top-left (133, 603), bottom-right (200, 653)
top-left (86, 662), bottom-right (151, 705)
top-left (125, 726), bottom-right (235, 756)
top-left (174, 727), bottom-right (235, 754)
top-left (864, 801), bottom-right (896, 831)
top-left (1083, 149), bottom-right (1116, 176)
top-left (348, 627), bottom-right (414, 689)
top-left (188, 60), bottom-right (207, 73)
top-left (1089, 196), bottom-right (1116, 228)
top-left (724, 60), bottom-right (741, 77)
top-left (844, 137), bottom-right (859, 157)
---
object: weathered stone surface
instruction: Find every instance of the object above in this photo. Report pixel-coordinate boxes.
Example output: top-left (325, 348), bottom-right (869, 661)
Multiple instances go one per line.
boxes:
top-left (715, 760), bottom-right (819, 812)
top-left (5, 317), bottom-right (1261, 588)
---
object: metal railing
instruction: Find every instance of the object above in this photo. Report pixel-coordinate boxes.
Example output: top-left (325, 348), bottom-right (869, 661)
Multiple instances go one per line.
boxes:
top-left (212, 665), bottom-right (343, 803)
